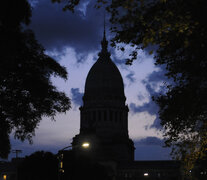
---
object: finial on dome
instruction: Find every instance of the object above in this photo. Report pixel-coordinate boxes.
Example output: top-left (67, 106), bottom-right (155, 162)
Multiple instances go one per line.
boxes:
top-left (99, 11), bottom-right (110, 58)
top-left (103, 11), bottom-right (106, 39)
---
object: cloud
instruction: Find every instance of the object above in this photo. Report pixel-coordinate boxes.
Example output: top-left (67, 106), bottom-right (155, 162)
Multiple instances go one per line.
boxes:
top-left (130, 66), bottom-right (170, 130)
top-left (130, 101), bottom-right (158, 116)
top-left (134, 145), bottom-right (171, 160)
top-left (30, 0), bottom-right (106, 55)
top-left (136, 136), bottom-right (164, 146)
top-left (112, 55), bottom-right (126, 66)
top-left (147, 69), bottom-right (167, 83)
top-left (70, 88), bottom-right (83, 107)
top-left (150, 117), bottom-right (162, 129)
top-left (134, 136), bottom-right (172, 160)
top-left (126, 71), bottom-right (136, 83)
top-left (137, 94), bottom-right (145, 101)
top-left (75, 52), bottom-right (88, 64)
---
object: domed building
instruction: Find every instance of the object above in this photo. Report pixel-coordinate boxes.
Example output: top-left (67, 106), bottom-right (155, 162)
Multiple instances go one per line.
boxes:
top-left (58, 31), bottom-right (185, 180)
top-left (72, 31), bottom-right (135, 162)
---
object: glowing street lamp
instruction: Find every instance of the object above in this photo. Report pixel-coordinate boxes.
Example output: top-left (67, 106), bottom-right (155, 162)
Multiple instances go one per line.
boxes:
top-left (59, 142), bottom-right (90, 152)
top-left (58, 142), bottom-right (90, 180)
top-left (82, 142), bottom-right (90, 148)
top-left (3, 175), bottom-right (7, 180)
top-left (144, 172), bottom-right (149, 177)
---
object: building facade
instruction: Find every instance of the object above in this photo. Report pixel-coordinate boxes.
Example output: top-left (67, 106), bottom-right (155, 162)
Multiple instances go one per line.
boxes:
top-left (72, 30), bottom-right (134, 163)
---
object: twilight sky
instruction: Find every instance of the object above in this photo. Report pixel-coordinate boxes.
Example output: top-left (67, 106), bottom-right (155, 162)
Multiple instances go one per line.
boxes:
top-left (8, 0), bottom-right (172, 160)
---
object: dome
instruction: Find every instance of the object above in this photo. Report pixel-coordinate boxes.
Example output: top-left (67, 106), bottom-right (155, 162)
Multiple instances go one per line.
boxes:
top-left (83, 34), bottom-right (126, 105)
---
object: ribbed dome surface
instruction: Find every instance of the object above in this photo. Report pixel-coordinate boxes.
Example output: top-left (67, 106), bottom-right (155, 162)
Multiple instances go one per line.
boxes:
top-left (84, 57), bottom-right (125, 98)
top-left (83, 32), bottom-right (126, 106)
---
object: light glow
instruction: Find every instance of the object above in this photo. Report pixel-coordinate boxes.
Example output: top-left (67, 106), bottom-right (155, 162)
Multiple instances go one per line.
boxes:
top-left (60, 161), bottom-right (63, 168)
top-left (82, 142), bottom-right (90, 148)
top-left (144, 173), bottom-right (149, 176)
top-left (3, 175), bottom-right (7, 180)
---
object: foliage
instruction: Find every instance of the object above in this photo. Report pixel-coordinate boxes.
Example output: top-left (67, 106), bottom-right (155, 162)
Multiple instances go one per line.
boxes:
top-left (0, 0), bottom-right (71, 158)
top-left (52, 0), bottom-right (207, 171)
top-left (60, 150), bottom-right (110, 180)
top-left (18, 151), bottom-right (58, 180)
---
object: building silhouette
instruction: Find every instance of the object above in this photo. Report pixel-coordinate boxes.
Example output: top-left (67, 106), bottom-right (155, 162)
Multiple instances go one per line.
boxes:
top-left (67, 31), bottom-right (204, 179)
top-left (72, 29), bottom-right (134, 163)
top-left (66, 32), bottom-right (184, 180)
top-left (65, 31), bottom-right (184, 180)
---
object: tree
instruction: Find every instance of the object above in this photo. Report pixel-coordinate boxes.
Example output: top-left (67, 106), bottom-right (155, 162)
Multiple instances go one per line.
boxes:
top-left (18, 151), bottom-right (58, 180)
top-left (59, 150), bottom-right (110, 180)
top-left (52, 0), bottom-right (207, 172)
top-left (0, 0), bottom-right (70, 159)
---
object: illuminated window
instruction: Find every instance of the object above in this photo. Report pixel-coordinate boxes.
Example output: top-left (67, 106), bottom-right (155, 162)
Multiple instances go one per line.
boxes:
top-left (3, 175), bottom-right (7, 180)
top-left (60, 161), bottom-right (63, 168)
top-left (60, 169), bottom-right (64, 173)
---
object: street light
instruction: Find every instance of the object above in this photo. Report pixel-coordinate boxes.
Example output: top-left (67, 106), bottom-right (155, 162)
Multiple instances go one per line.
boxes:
top-left (57, 142), bottom-right (90, 180)
top-left (59, 142), bottom-right (90, 152)
top-left (144, 173), bottom-right (149, 177)
top-left (3, 175), bottom-right (7, 180)
top-left (82, 142), bottom-right (90, 148)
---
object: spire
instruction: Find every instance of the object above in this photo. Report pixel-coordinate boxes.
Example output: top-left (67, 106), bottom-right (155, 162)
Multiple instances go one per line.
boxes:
top-left (104, 11), bottom-right (106, 37)
top-left (99, 12), bottom-right (110, 58)
top-left (101, 12), bottom-right (108, 52)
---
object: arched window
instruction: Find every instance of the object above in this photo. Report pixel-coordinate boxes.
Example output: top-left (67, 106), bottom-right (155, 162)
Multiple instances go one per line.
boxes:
top-left (120, 111), bottom-right (123, 122)
top-left (88, 111), bottom-right (90, 121)
top-left (98, 110), bottom-right (101, 121)
top-left (104, 110), bottom-right (107, 121)
top-left (93, 111), bottom-right (96, 121)
top-left (110, 110), bottom-right (113, 121)
top-left (115, 111), bottom-right (118, 122)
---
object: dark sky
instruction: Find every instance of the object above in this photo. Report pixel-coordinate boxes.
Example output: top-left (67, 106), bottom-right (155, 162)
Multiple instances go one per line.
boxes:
top-left (6, 0), bottom-right (172, 161)
top-left (30, 0), bottom-right (105, 54)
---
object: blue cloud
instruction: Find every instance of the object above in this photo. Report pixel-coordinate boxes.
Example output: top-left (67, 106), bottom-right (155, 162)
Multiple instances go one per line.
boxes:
top-left (130, 66), bottom-right (171, 130)
top-left (126, 71), bottom-right (136, 83)
top-left (149, 117), bottom-right (162, 129)
top-left (137, 94), bottom-right (145, 101)
top-left (147, 68), bottom-right (168, 83)
top-left (130, 101), bottom-right (159, 116)
top-left (71, 88), bottom-right (83, 107)
top-left (30, 0), bottom-right (106, 55)
top-left (136, 136), bottom-right (164, 146)
top-left (134, 144), bottom-right (172, 160)
top-left (134, 137), bottom-right (172, 160)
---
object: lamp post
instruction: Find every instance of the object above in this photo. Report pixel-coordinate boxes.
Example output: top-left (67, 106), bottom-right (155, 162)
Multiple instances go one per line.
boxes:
top-left (57, 142), bottom-right (90, 180)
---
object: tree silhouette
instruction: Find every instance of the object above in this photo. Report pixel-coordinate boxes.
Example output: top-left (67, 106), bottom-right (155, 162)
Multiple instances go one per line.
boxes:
top-left (59, 150), bottom-right (111, 180)
top-left (0, 0), bottom-right (70, 158)
top-left (18, 151), bottom-right (58, 180)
